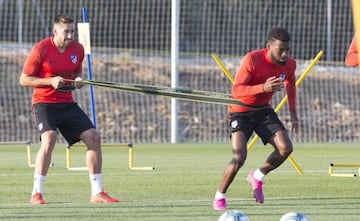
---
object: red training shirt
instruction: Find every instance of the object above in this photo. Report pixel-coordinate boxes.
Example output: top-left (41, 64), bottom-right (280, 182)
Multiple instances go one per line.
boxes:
top-left (22, 37), bottom-right (84, 104)
top-left (229, 49), bottom-right (297, 113)
top-left (345, 34), bottom-right (358, 67)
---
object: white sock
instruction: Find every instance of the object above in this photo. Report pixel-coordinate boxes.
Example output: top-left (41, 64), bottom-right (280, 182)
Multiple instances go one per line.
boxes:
top-left (215, 190), bottom-right (226, 199)
top-left (253, 168), bottom-right (265, 181)
top-left (89, 173), bottom-right (103, 196)
top-left (32, 174), bottom-right (45, 195)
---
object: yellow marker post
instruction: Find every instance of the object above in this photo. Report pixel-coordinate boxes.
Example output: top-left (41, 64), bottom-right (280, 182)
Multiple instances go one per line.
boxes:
top-left (211, 51), bottom-right (323, 174)
top-left (66, 147), bottom-right (71, 169)
top-left (26, 143), bottom-right (35, 167)
top-left (129, 146), bottom-right (133, 169)
top-left (66, 143), bottom-right (154, 171)
top-left (329, 162), bottom-right (360, 177)
top-left (330, 173), bottom-right (357, 177)
top-left (128, 145), bottom-right (155, 170)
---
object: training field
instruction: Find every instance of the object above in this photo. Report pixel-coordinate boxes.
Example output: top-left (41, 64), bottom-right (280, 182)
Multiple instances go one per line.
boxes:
top-left (0, 142), bottom-right (359, 221)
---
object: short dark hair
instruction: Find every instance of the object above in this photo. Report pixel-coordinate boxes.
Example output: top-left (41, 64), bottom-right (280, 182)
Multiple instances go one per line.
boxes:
top-left (267, 27), bottom-right (291, 42)
top-left (53, 14), bottom-right (74, 25)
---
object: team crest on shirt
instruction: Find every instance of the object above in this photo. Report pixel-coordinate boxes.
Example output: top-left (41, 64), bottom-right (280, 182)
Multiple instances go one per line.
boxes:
top-left (279, 73), bottom-right (286, 81)
top-left (70, 54), bottom-right (78, 64)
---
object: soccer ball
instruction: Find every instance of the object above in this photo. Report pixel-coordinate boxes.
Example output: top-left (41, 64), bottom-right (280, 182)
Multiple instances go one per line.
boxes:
top-left (218, 210), bottom-right (250, 221)
top-left (280, 212), bottom-right (309, 221)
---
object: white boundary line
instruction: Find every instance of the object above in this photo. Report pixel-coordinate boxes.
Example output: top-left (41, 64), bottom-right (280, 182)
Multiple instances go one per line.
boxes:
top-left (0, 170), bottom-right (332, 177)
top-left (1, 195), bottom-right (359, 207)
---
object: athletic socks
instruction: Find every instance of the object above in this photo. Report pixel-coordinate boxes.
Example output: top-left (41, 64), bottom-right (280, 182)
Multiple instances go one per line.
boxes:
top-left (215, 190), bottom-right (226, 199)
top-left (89, 173), bottom-right (103, 196)
top-left (32, 173), bottom-right (104, 196)
top-left (32, 174), bottom-right (45, 195)
top-left (214, 169), bottom-right (264, 200)
top-left (253, 168), bottom-right (265, 181)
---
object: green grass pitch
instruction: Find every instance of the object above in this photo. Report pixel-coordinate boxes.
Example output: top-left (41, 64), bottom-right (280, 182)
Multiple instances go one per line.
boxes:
top-left (0, 142), bottom-right (359, 221)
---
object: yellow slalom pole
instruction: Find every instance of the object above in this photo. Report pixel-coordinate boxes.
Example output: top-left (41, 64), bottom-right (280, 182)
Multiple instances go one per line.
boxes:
top-left (211, 51), bottom-right (323, 174)
top-left (287, 156), bottom-right (303, 174)
top-left (211, 54), bottom-right (235, 83)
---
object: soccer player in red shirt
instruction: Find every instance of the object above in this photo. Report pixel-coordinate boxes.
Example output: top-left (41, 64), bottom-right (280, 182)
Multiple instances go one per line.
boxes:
top-left (20, 14), bottom-right (118, 204)
top-left (213, 27), bottom-right (299, 210)
top-left (345, 34), bottom-right (358, 67)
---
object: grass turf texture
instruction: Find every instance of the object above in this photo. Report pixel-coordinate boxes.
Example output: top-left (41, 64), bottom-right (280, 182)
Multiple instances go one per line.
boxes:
top-left (0, 143), bottom-right (359, 221)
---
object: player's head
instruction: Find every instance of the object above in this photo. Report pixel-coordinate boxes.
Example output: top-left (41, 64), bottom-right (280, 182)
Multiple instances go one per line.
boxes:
top-left (52, 14), bottom-right (75, 49)
top-left (266, 27), bottom-right (291, 66)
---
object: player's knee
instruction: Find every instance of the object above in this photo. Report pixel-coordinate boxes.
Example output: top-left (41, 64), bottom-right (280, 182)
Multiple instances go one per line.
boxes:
top-left (82, 128), bottom-right (101, 148)
top-left (42, 130), bottom-right (57, 139)
top-left (40, 130), bottom-right (57, 146)
top-left (230, 156), bottom-right (246, 167)
top-left (230, 147), bottom-right (247, 166)
top-left (229, 157), bottom-right (245, 172)
top-left (89, 131), bottom-right (101, 146)
top-left (279, 145), bottom-right (293, 157)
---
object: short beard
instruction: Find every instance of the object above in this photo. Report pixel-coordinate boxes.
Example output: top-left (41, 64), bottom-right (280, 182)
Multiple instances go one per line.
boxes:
top-left (270, 54), bottom-right (287, 66)
top-left (276, 60), bottom-right (287, 66)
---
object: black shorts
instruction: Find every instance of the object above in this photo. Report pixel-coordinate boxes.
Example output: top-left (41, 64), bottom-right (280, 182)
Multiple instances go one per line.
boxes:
top-left (32, 103), bottom-right (95, 145)
top-left (228, 109), bottom-right (286, 144)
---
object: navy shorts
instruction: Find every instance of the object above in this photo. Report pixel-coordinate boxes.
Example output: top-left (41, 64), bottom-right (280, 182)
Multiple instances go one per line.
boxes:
top-left (228, 109), bottom-right (286, 144)
top-left (32, 103), bottom-right (95, 145)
